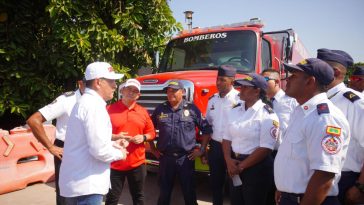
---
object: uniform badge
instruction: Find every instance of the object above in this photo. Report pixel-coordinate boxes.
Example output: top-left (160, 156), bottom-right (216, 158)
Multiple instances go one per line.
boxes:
top-left (270, 127), bottom-right (279, 140)
top-left (317, 103), bottom-right (330, 115)
top-left (343, 91), bottom-right (360, 102)
top-left (63, 91), bottom-right (75, 97)
top-left (326, 126), bottom-right (341, 137)
top-left (321, 135), bottom-right (341, 154)
top-left (183, 109), bottom-right (190, 117)
top-left (273, 120), bottom-right (279, 128)
top-left (159, 112), bottom-right (168, 119)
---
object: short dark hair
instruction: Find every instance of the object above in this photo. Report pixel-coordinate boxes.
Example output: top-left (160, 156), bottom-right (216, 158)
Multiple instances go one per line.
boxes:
top-left (262, 69), bottom-right (280, 80)
top-left (85, 79), bottom-right (95, 88)
top-left (262, 68), bottom-right (279, 75)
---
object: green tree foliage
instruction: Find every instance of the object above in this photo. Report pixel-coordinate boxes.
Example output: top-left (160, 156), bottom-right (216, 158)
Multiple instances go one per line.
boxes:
top-left (0, 0), bottom-right (181, 126)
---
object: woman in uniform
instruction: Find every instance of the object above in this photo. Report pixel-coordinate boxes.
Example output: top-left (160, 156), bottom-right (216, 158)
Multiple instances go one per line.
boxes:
top-left (222, 73), bottom-right (279, 205)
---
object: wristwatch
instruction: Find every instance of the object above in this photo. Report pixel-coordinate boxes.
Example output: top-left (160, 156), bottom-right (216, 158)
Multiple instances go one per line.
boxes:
top-left (355, 181), bottom-right (364, 193)
top-left (143, 135), bottom-right (147, 142)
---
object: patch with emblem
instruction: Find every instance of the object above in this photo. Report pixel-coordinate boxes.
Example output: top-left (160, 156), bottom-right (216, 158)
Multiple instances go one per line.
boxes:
top-left (270, 127), bottom-right (279, 140)
top-left (298, 59), bottom-right (308, 65)
top-left (63, 91), bottom-right (75, 97)
top-left (317, 103), bottom-right (329, 115)
top-left (244, 76), bottom-right (253, 81)
top-left (273, 120), bottom-right (279, 128)
top-left (326, 126), bottom-right (341, 137)
top-left (321, 135), bottom-right (341, 154)
top-left (183, 109), bottom-right (190, 117)
top-left (159, 112), bottom-right (168, 119)
top-left (210, 104), bottom-right (215, 110)
top-left (343, 91), bottom-right (360, 103)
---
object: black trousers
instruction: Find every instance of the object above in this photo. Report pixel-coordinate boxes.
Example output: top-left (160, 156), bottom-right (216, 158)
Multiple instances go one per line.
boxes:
top-left (157, 154), bottom-right (197, 205)
top-left (54, 139), bottom-right (65, 205)
top-left (233, 155), bottom-right (274, 205)
top-left (208, 140), bottom-right (227, 205)
top-left (338, 171), bottom-right (360, 205)
top-left (105, 164), bottom-right (147, 205)
top-left (279, 192), bottom-right (340, 205)
top-left (266, 150), bottom-right (278, 205)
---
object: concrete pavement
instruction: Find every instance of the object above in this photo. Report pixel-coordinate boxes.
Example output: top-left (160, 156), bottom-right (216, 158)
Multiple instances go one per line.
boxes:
top-left (0, 172), bottom-right (230, 205)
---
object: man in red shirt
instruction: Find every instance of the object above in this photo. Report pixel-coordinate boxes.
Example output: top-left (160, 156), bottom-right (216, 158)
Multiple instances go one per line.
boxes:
top-left (105, 79), bottom-right (155, 205)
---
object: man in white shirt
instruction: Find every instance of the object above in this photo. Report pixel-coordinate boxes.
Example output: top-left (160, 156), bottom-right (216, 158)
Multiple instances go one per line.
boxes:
top-left (317, 49), bottom-right (364, 204)
top-left (60, 62), bottom-right (127, 205)
top-left (261, 69), bottom-right (298, 205)
top-left (274, 58), bottom-right (350, 205)
top-left (261, 69), bottom-right (298, 151)
top-left (201, 65), bottom-right (240, 205)
top-left (27, 78), bottom-right (85, 205)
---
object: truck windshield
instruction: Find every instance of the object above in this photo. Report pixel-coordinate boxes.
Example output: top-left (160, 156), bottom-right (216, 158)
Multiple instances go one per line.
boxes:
top-left (159, 30), bottom-right (257, 73)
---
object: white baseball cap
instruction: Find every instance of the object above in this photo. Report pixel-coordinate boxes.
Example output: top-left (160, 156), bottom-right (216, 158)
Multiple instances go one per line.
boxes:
top-left (84, 62), bottom-right (124, 80)
top-left (123, 79), bottom-right (141, 91)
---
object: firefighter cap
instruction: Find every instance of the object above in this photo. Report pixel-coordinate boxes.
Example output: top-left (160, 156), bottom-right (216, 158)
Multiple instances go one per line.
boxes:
top-left (85, 62), bottom-right (124, 80)
top-left (217, 65), bottom-right (237, 77)
top-left (283, 58), bottom-right (334, 86)
top-left (164, 80), bottom-right (184, 90)
top-left (352, 65), bottom-right (364, 76)
top-left (234, 73), bottom-right (268, 91)
top-left (123, 79), bottom-right (141, 92)
top-left (317, 48), bottom-right (354, 68)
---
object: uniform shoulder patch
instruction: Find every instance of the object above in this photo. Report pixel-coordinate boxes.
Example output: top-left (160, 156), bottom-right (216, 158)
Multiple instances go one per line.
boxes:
top-left (317, 103), bottom-right (330, 115)
top-left (264, 104), bottom-right (274, 114)
top-left (232, 103), bottom-right (241, 109)
top-left (343, 91), bottom-right (360, 103)
top-left (63, 91), bottom-right (75, 97)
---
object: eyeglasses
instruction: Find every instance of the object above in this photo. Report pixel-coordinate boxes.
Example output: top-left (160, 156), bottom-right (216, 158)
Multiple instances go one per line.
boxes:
top-left (264, 77), bottom-right (276, 82)
top-left (350, 76), bottom-right (364, 82)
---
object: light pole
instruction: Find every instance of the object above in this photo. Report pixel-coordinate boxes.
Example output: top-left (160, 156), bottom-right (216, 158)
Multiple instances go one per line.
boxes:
top-left (184, 10), bottom-right (193, 31)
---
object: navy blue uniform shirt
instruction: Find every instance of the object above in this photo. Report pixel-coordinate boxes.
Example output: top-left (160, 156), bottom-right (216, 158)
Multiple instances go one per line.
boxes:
top-left (152, 100), bottom-right (212, 153)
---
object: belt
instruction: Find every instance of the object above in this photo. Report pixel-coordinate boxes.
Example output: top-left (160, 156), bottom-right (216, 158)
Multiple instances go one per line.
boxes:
top-left (162, 150), bottom-right (188, 158)
top-left (281, 192), bottom-right (338, 204)
top-left (232, 152), bottom-right (249, 161)
top-left (281, 192), bottom-right (304, 204)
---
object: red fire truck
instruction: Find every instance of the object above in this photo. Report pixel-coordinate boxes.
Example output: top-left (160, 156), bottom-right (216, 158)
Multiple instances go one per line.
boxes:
top-left (136, 18), bottom-right (309, 172)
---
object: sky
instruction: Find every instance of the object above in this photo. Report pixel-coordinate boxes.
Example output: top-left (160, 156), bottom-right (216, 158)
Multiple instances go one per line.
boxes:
top-left (169, 0), bottom-right (364, 63)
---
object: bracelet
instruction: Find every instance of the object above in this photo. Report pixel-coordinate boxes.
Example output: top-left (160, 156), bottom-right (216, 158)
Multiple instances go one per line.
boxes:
top-left (143, 135), bottom-right (147, 142)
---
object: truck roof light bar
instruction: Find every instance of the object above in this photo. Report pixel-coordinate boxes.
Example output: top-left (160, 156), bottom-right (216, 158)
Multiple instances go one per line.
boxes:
top-left (180, 18), bottom-right (264, 35)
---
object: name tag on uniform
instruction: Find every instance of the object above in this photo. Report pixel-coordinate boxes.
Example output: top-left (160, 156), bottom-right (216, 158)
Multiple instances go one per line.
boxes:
top-left (159, 112), bottom-right (168, 119)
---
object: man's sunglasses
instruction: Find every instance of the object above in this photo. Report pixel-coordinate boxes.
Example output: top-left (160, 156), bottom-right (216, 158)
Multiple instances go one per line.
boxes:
top-left (264, 77), bottom-right (276, 82)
